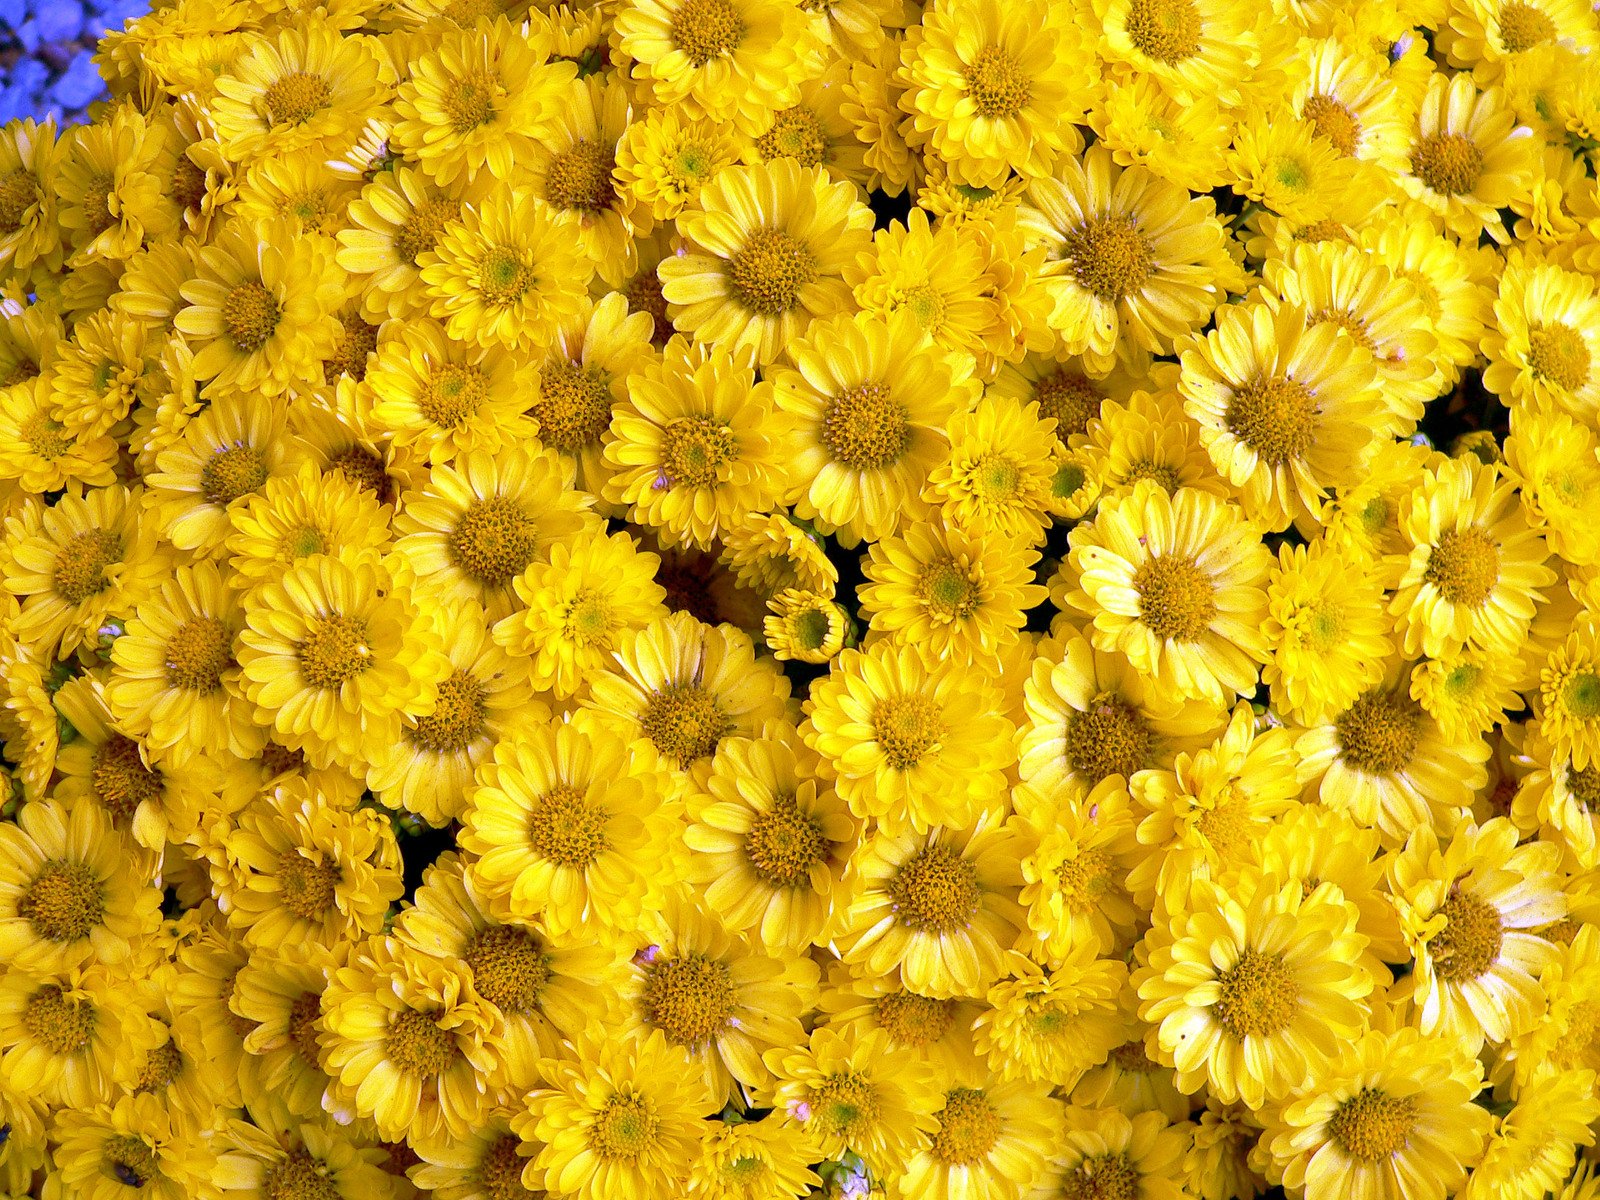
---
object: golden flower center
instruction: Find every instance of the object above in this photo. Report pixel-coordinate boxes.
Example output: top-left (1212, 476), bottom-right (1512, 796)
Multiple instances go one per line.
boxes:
top-left (475, 1136), bottom-right (531, 1200)
top-left (92, 734), bottom-right (163, 824)
top-left (222, 281), bottom-right (281, 353)
top-left (1499, 1), bottom-right (1558, 51)
top-left (1425, 526), bottom-right (1500, 608)
top-left (1335, 690), bottom-right (1422, 775)
top-left (756, 108), bottom-right (828, 166)
top-left (418, 363), bottom-right (489, 430)
top-left (1302, 94), bottom-right (1361, 156)
top-left (81, 173), bottom-right (116, 236)
top-left (641, 683), bottom-right (732, 766)
top-left (660, 415), bottom-right (737, 488)
top-left (1568, 765), bottom-right (1600, 811)
top-left (298, 613), bottom-right (372, 690)
top-left (0, 168), bottom-right (40, 232)
top-left (1111, 1039), bottom-right (1159, 1072)
top-left (1125, 0), bottom-right (1201, 62)
top-left (822, 381), bottom-right (910, 471)
top-left (1551, 1000), bottom-right (1600, 1072)
top-left (1430, 890), bottom-right (1503, 982)
top-left (671, 0), bottom-right (747, 65)
top-left (872, 693), bottom-right (946, 771)
top-left (203, 444), bottom-right (270, 506)
top-left (23, 983), bottom-right (95, 1054)
top-left (325, 311), bottom-right (379, 382)
top-left (1055, 846), bottom-right (1113, 914)
top-left (1033, 369), bottom-right (1100, 439)
top-left (1410, 133), bottom-right (1484, 196)
top-left (135, 1037), bottom-right (183, 1094)
top-left (930, 1088), bottom-right (1002, 1165)
top-left (918, 556), bottom-right (981, 620)
top-left (811, 1074), bottom-right (879, 1140)
top-left (726, 227), bottom-right (816, 318)
top-left (21, 412), bottom-right (70, 459)
top-left (643, 952), bottom-right (735, 1046)
top-left (327, 446), bottom-right (394, 504)
top-left (287, 991), bottom-right (323, 1066)
top-left (592, 1093), bottom-right (658, 1160)
top-left (103, 1135), bottom-right (160, 1191)
top-left (1328, 1088), bottom-right (1417, 1160)
top-left (1125, 459), bottom-right (1181, 492)
top-left (465, 925), bottom-right (551, 1015)
top-left (446, 69), bottom-right (498, 133)
top-left (262, 1148), bottom-right (341, 1200)
top-left (409, 669), bottom-right (488, 753)
top-left (1060, 1152), bottom-right (1141, 1200)
top-left (395, 196), bottom-right (460, 265)
top-left (889, 845), bottom-right (981, 933)
top-left (546, 140), bottom-right (617, 214)
top-left (53, 529), bottom-right (122, 605)
top-left (20, 860), bottom-right (105, 943)
top-left (1529, 323), bottom-right (1592, 393)
top-left (386, 1008), bottom-right (460, 1077)
top-left (1307, 306), bottom-right (1375, 353)
top-left (1134, 554), bottom-right (1217, 641)
top-left (527, 784), bottom-right (609, 869)
top-left (534, 360), bottom-right (613, 452)
top-left (1064, 217), bottom-right (1153, 302)
top-left (1225, 374), bottom-right (1316, 465)
top-left (476, 246), bottom-right (536, 307)
top-left (172, 155), bottom-right (208, 213)
top-left (876, 990), bottom-right (958, 1046)
top-left (1065, 692), bottom-right (1151, 783)
top-left (563, 589), bottom-right (615, 645)
top-left (264, 71), bottom-right (332, 127)
top-left (625, 269), bottom-right (673, 345)
top-left (1564, 671), bottom-right (1600, 720)
top-left (1195, 791), bottom-right (1248, 854)
top-left (276, 852), bottom-right (342, 920)
top-left (1213, 950), bottom-right (1299, 1039)
top-left (449, 496), bottom-right (541, 587)
top-left (963, 46), bottom-right (1031, 120)
top-left (166, 616), bottom-right (232, 692)
top-left (744, 794), bottom-right (828, 887)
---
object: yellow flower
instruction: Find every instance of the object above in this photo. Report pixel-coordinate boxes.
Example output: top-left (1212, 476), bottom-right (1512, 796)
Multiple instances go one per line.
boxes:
top-left (224, 460), bottom-right (392, 586)
top-left (1088, 72), bottom-right (1233, 194)
top-left (1483, 252), bottom-right (1600, 416)
top-left (688, 1119), bottom-right (822, 1200)
top-left (51, 1093), bottom-right (218, 1200)
top-left (47, 309), bottom-right (159, 440)
top-left (234, 148), bottom-right (361, 244)
top-left (409, 1111), bottom-right (545, 1200)
top-left (527, 75), bottom-right (636, 287)
top-left (56, 103), bottom-right (178, 264)
top-left (925, 394), bottom-right (1057, 542)
top-left (0, 961), bottom-right (156, 1108)
top-left (0, 117), bottom-right (65, 274)
top-left (1225, 113), bottom-right (1366, 227)
top-left (1292, 35), bottom-right (1416, 173)
top-left (1046, 1106), bottom-right (1189, 1200)
top-left (1505, 407), bottom-right (1600, 566)
top-left (1095, 0), bottom-right (1259, 106)
top-left (817, 960), bottom-right (987, 1084)
top-left (1400, 71), bottom-right (1536, 241)
top-left (212, 1116), bottom-right (395, 1200)
top-left (719, 511), bottom-right (838, 597)
top-left (336, 166), bottom-right (476, 323)
top-left (892, 1077), bottom-right (1064, 1200)
top-left (1011, 776), bottom-right (1139, 956)
top-left (763, 588), bottom-right (849, 663)
top-left (1460, 1068), bottom-right (1600, 1200)
top-left (614, 106), bottom-right (745, 225)
top-left (973, 947), bottom-right (1128, 1088)
top-left (227, 945), bottom-right (339, 1125)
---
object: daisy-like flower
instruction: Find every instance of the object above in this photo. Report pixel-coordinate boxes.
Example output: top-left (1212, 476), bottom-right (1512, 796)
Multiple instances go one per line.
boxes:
top-left (224, 461), bottom-right (392, 586)
top-left (56, 103), bottom-right (177, 264)
top-left (688, 1119), bottom-right (822, 1200)
top-left (924, 395), bottom-right (1057, 542)
top-left (1483, 253), bottom-right (1600, 416)
top-left (1082, 387), bottom-right (1223, 503)
top-left (1180, 300), bottom-right (1384, 532)
top-left (1021, 146), bottom-right (1231, 374)
top-left (614, 107), bottom-right (744, 225)
top-left (336, 166), bottom-right (476, 322)
top-left (1226, 110), bottom-right (1365, 228)
top-left (1089, 71), bottom-right (1232, 194)
top-left (973, 947), bottom-right (1128, 1088)
top-left (719, 511), bottom-right (838, 597)
top-left (764, 588), bottom-right (849, 664)
top-left (1359, 215), bottom-right (1493, 387)
top-left (817, 961), bottom-right (987, 1086)
top-left (51, 1093), bottom-right (217, 1200)
top-left (1094, 0), bottom-right (1258, 105)
top-left (1389, 816), bottom-right (1563, 1050)
top-left (0, 960), bottom-right (158, 1109)
top-left (1064, 483), bottom-right (1271, 705)
top-left (48, 310), bottom-right (159, 441)
top-left (0, 375), bottom-right (118, 494)
top-left (392, 18), bottom-right (576, 186)
top-left (0, 117), bottom-right (64, 274)
top-left (1011, 776), bottom-right (1141, 956)
top-left (527, 75), bottom-right (635, 287)
top-left (659, 160), bottom-right (874, 366)
top-left (802, 642), bottom-right (1014, 832)
top-left (1462, 1068), bottom-right (1600, 1200)
top-left (228, 946), bottom-right (341, 1125)
top-left (1046, 1106), bottom-right (1190, 1200)
top-left (894, 1077), bottom-right (1063, 1200)
top-left (409, 1111), bottom-right (548, 1200)
top-left (1400, 71), bottom-right (1535, 241)
top-left (213, 1116), bottom-right (395, 1200)
top-left (1505, 408), bottom-right (1600, 566)
top-left (1291, 35), bottom-right (1415, 174)
top-left (1540, 625), bottom-right (1600, 772)
top-left (233, 149), bottom-right (361, 245)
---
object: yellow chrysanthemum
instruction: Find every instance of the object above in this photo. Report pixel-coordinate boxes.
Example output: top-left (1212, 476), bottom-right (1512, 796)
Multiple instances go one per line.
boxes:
top-left (687, 1119), bottom-right (822, 1200)
top-left (224, 460), bottom-right (392, 586)
top-left (0, 117), bottom-right (65, 274)
top-left (1045, 1106), bottom-right (1189, 1200)
top-left (764, 588), bottom-right (849, 663)
top-left (1483, 252), bottom-right (1600, 416)
top-left (973, 947), bottom-right (1127, 1089)
top-left (1400, 71), bottom-right (1536, 241)
top-left (614, 106), bottom-right (744, 225)
top-left (336, 166), bottom-right (476, 323)
top-left (527, 75), bottom-right (636, 287)
top-left (924, 395), bottom-right (1057, 542)
top-left (56, 103), bottom-right (178, 265)
top-left (51, 1093), bottom-right (217, 1200)
top-left (1095, 0), bottom-right (1259, 105)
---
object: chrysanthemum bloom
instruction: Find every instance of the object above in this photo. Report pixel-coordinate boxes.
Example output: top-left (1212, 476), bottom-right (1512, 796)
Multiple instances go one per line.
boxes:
top-left (1225, 111), bottom-right (1366, 228)
top-left (1540, 625), bottom-right (1600, 772)
top-left (528, 76), bottom-right (636, 287)
top-left (0, 375), bottom-right (118, 494)
top-left (1081, 387), bottom-right (1223, 503)
top-left (56, 103), bottom-right (177, 265)
top-left (0, 117), bottom-right (64, 274)
top-left (1291, 35), bottom-right (1415, 173)
top-left (0, 1075), bottom-right (47, 1192)
top-left (321, 935), bottom-right (498, 1143)
top-left (764, 589), bottom-right (849, 664)
top-left (816, 960), bottom-right (987, 1085)
top-left (1483, 253), bottom-right (1600, 416)
top-left (213, 1116), bottom-right (395, 1200)
top-left (410, 1112), bottom-right (545, 1200)
top-left (418, 189), bottom-right (591, 354)
top-left (1021, 147), bottom-right (1230, 375)
top-left (0, 799), bottom-right (159, 973)
top-left (1180, 300), bottom-right (1383, 531)
top-left (1359, 215), bottom-right (1492, 387)
top-left (847, 209), bottom-right (997, 364)
top-left (659, 160), bottom-right (873, 366)
top-left (1094, 0), bottom-right (1258, 105)
top-left (615, 107), bottom-right (745, 225)
top-left (924, 397), bottom-right (1057, 544)
top-left (688, 1119), bottom-right (822, 1200)
top-left (517, 1026), bottom-right (718, 1200)
top-left (1318, 439), bottom-right (1437, 565)
top-left (232, 149), bottom-right (362, 247)
top-left (461, 711), bottom-right (677, 940)
top-left (336, 167), bottom-right (475, 323)
top-left (1510, 728), bottom-right (1600, 869)
top-left (836, 812), bottom-right (1023, 999)
top-left (893, 1077), bottom-right (1063, 1200)
top-left (223, 460), bottom-right (392, 588)
top-left (48, 310), bottom-right (160, 441)
top-left (1389, 457), bottom-right (1553, 660)
top-left (973, 947), bottom-right (1127, 1088)
top-left (392, 19), bottom-right (576, 187)
top-left (0, 961), bottom-right (156, 1109)
top-left (1045, 1106), bottom-right (1189, 1200)
top-left (720, 511), bottom-right (838, 597)
top-left (1261, 1027), bottom-right (1491, 1200)
top-left (612, 0), bottom-right (822, 133)
top-left (1389, 817), bottom-right (1563, 1050)
top-left (1010, 777), bottom-right (1140, 956)
top-left (683, 736), bottom-right (855, 953)
top-left (52, 1093), bottom-right (218, 1200)
top-left (1505, 408), bottom-right (1600, 566)
top-left (764, 1026), bottom-right (942, 1165)
top-left (227, 945), bottom-right (340, 1125)
top-left (1400, 72), bottom-right (1535, 241)
top-left (1459, 1068), bottom-right (1600, 1200)
top-left (802, 642), bottom-right (1013, 831)
top-left (603, 338), bottom-right (785, 549)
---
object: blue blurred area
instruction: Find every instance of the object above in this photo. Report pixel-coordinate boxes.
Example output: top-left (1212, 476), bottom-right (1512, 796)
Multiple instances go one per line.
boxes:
top-left (0, 0), bottom-right (149, 125)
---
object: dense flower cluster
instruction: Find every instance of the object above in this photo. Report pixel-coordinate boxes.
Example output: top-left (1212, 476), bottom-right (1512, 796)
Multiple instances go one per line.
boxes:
top-left (2, 0), bottom-right (1600, 1198)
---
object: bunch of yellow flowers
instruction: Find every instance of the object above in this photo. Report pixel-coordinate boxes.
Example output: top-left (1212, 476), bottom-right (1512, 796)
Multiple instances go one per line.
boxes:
top-left (1, 0), bottom-right (1600, 1197)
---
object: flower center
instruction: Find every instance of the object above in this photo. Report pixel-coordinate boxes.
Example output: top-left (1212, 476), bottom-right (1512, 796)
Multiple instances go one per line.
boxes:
top-left (1565, 671), bottom-right (1600, 720)
top-left (264, 72), bottom-right (332, 127)
top-left (671, 0), bottom-right (746, 65)
top-left (327, 446), bottom-right (394, 504)
top-left (0, 168), bottom-right (40, 233)
top-left (1301, 94), bottom-right (1361, 156)
top-left (81, 173), bottom-right (116, 236)
top-left (659, 415), bottom-right (737, 488)
top-left (822, 381), bottom-right (910, 471)
top-left (1064, 217), bottom-right (1154, 302)
top-left (592, 1093), bottom-right (657, 1160)
top-left (202, 444), bottom-right (270, 506)
top-left (445, 69), bottom-right (497, 133)
top-left (546, 140), bottom-right (617, 213)
top-left (1225, 374), bottom-right (1317, 465)
top-left (1111, 1040), bottom-right (1159, 1072)
top-left (449, 496), bottom-right (542, 587)
top-left (1425, 526), bottom-right (1500, 608)
top-left (1055, 846), bottom-right (1114, 914)
top-left (625, 269), bottom-right (673, 345)
top-left (642, 952), bottom-right (735, 1046)
top-left (783, 604), bottom-right (835, 653)
top-left (1065, 692), bottom-right (1152, 783)
top-left (963, 45), bottom-right (1031, 120)
top-left (297, 613), bottom-right (372, 690)
top-left (1430, 890), bottom-right (1503, 982)
top-left (726, 228), bottom-right (816, 317)
top-left (1125, 459), bottom-right (1181, 492)
top-left (756, 107), bottom-right (829, 166)
top-left (276, 852), bottom-right (342, 920)
top-left (172, 155), bottom-right (207, 213)
top-left (465, 925), bottom-right (551, 1015)
top-left (875, 990), bottom-right (958, 1046)
top-left (20, 412), bottom-right (70, 459)
top-left (1328, 1088), bottom-right (1417, 1160)
top-left (889, 845), bottom-right (981, 933)
top-left (1194, 790), bottom-right (1249, 853)
top-left (1032, 368), bottom-right (1101, 439)
top-left (1529, 323), bottom-right (1592, 393)
top-left (744, 794), bottom-right (828, 887)
top-left (1335, 690), bottom-right (1422, 775)
top-left (1499, 1), bottom-right (1558, 51)
top-left (1568, 765), bottom-right (1600, 811)
top-left (477, 1136), bottom-right (532, 1200)
top-left (386, 1008), bottom-right (460, 1077)
top-left (563, 590), bottom-right (615, 644)
top-left (811, 1074), bottom-right (878, 1140)
top-left (1213, 951), bottom-right (1299, 1039)
top-left (1053, 462), bottom-right (1088, 498)
top-left (165, 616), bottom-right (232, 692)
top-left (20, 860), bottom-right (105, 943)
top-left (1410, 133), bottom-right (1484, 196)
top-left (641, 684), bottom-right (731, 766)
top-left (395, 197), bottom-right (460, 265)
top-left (1060, 1152), bottom-right (1141, 1200)
top-left (917, 556), bottom-right (981, 621)
top-left (53, 529), bottom-right (122, 605)
top-left (135, 1037), bottom-right (184, 1094)
top-left (222, 281), bottom-right (281, 353)
top-left (262, 1148), bottom-right (340, 1200)
top-left (408, 669), bottom-right (488, 753)
top-left (1134, 554), bottom-right (1217, 641)
top-left (872, 694), bottom-right (945, 771)
top-left (417, 363), bottom-right (489, 430)
top-left (1124, 0), bottom-right (1201, 62)
top-left (103, 1135), bottom-right (159, 1191)
top-left (929, 1088), bottom-right (1002, 1165)
top-left (476, 246), bottom-right (536, 307)
top-left (324, 311), bottom-right (379, 382)
top-left (533, 360), bottom-right (613, 451)
top-left (91, 734), bottom-right (163, 823)
top-left (527, 784), bottom-right (609, 868)
top-left (23, 983), bottom-right (95, 1054)
top-left (287, 991), bottom-right (323, 1066)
